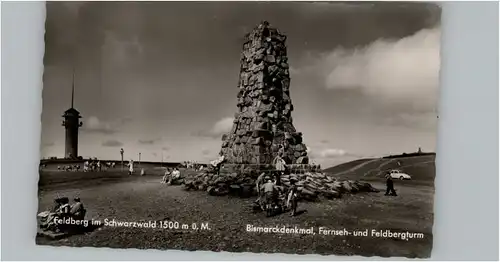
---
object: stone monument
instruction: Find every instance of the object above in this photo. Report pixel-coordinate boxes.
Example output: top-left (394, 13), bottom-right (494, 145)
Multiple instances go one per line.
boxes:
top-left (220, 21), bottom-right (308, 166)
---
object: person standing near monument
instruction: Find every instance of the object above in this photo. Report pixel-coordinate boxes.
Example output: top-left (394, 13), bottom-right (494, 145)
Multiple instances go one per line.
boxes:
top-left (273, 151), bottom-right (286, 176)
top-left (128, 159), bottom-right (134, 175)
top-left (263, 178), bottom-right (277, 208)
top-left (254, 172), bottom-right (267, 204)
top-left (287, 179), bottom-right (299, 216)
top-left (256, 172), bottom-right (266, 195)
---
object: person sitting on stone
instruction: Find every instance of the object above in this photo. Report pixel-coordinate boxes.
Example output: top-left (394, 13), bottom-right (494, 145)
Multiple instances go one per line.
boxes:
top-left (57, 197), bottom-right (71, 220)
top-left (70, 197), bottom-right (86, 220)
top-left (38, 202), bottom-right (54, 229)
top-left (212, 152), bottom-right (225, 175)
top-left (262, 178), bottom-right (277, 207)
top-left (40, 197), bottom-right (62, 228)
top-left (51, 197), bottom-right (62, 213)
top-left (162, 168), bottom-right (171, 183)
top-left (173, 168), bottom-right (181, 179)
top-left (256, 172), bottom-right (266, 194)
top-left (169, 168), bottom-right (181, 184)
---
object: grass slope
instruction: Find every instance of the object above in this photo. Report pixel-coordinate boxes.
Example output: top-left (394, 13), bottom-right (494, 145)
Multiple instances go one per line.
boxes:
top-left (325, 155), bottom-right (436, 185)
top-left (323, 158), bottom-right (375, 174)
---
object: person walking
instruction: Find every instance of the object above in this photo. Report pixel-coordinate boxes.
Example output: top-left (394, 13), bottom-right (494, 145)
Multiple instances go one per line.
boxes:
top-left (385, 173), bottom-right (397, 196)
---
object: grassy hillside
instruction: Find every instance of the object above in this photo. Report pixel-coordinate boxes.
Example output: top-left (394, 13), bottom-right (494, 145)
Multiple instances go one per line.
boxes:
top-left (323, 158), bottom-right (375, 174)
top-left (324, 155), bottom-right (436, 186)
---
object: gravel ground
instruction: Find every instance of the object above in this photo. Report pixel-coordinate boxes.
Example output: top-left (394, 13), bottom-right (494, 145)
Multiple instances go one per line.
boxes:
top-left (36, 172), bottom-right (434, 258)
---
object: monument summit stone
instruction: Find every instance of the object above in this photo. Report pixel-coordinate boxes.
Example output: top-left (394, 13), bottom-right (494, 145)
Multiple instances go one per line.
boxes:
top-left (220, 21), bottom-right (309, 166)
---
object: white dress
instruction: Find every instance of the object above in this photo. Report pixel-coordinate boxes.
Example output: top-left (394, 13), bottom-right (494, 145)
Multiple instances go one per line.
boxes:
top-left (128, 162), bottom-right (134, 173)
top-left (274, 156), bottom-right (286, 171)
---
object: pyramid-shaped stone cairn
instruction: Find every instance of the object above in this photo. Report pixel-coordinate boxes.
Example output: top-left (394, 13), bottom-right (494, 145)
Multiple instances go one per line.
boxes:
top-left (219, 21), bottom-right (307, 167)
top-left (177, 22), bottom-right (379, 200)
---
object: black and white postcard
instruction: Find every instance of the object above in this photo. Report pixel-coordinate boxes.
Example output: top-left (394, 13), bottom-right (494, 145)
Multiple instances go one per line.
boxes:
top-left (37, 1), bottom-right (441, 258)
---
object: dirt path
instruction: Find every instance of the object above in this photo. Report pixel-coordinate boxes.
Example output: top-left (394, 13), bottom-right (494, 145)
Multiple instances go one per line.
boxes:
top-left (333, 158), bottom-right (381, 176)
top-left (364, 159), bottom-right (397, 177)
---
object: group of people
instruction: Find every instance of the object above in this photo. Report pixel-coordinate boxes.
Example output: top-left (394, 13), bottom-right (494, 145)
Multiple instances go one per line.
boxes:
top-left (38, 196), bottom-right (86, 232)
top-left (183, 161), bottom-right (202, 170)
top-left (54, 159), bottom-right (117, 172)
top-left (57, 164), bottom-right (81, 172)
top-left (161, 167), bottom-right (181, 184)
top-left (255, 171), bottom-right (299, 217)
top-left (83, 159), bottom-right (101, 172)
top-left (287, 164), bottom-right (322, 173)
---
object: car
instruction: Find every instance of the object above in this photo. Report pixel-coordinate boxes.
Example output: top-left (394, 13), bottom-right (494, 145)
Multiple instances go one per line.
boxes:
top-left (388, 169), bottom-right (412, 180)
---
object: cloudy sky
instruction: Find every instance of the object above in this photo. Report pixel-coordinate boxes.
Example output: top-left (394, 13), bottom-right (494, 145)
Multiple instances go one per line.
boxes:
top-left (40, 1), bottom-right (441, 167)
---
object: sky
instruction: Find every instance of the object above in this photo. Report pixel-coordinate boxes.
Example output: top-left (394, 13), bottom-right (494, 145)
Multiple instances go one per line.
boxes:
top-left (40, 1), bottom-right (441, 168)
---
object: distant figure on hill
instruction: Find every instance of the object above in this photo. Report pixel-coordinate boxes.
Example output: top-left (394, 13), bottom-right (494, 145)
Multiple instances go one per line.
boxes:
top-left (385, 173), bottom-right (397, 196)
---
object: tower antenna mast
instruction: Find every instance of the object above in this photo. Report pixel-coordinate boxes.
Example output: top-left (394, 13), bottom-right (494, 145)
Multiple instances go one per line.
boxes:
top-left (71, 67), bottom-right (75, 108)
